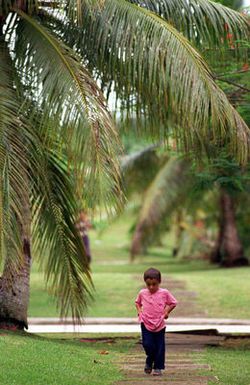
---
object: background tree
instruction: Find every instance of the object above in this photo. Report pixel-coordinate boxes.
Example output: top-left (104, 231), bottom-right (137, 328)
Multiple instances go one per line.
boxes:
top-left (127, 0), bottom-right (250, 266)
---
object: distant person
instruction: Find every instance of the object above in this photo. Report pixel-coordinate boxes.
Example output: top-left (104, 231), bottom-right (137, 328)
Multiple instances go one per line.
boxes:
top-left (76, 210), bottom-right (92, 264)
top-left (135, 268), bottom-right (177, 376)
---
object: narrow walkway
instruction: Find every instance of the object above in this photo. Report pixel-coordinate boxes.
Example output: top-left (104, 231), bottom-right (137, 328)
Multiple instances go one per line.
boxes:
top-left (115, 333), bottom-right (223, 385)
top-left (114, 276), bottom-right (221, 385)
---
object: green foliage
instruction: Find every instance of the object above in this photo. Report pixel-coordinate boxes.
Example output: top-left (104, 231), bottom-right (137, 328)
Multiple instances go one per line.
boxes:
top-left (1, 0), bottom-right (250, 321)
top-left (44, 0), bottom-right (250, 162)
top-left (213, 0), bottom-right (243, 9)
top-left (114, 0), bottom-right (249, 48)
top-left (121, 145), bottom-right (161, 196)
top-left (0, 2), bottom-right (124, 322)
top-left (131, 157), bottom-right (193, 255)
top-left (31, 147), bottom-right (94, 319)
top-left (192, 153), bottom-right (250, 194)
top-left (11, 12), bottom-right (123, 212)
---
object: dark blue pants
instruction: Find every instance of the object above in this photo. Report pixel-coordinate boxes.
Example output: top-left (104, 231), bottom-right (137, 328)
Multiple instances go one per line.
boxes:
top-left (141, 323), bottom-right (166, 370)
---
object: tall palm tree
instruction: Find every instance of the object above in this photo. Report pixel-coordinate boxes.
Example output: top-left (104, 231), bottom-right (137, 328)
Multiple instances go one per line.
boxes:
top-left (0, 0), bottom-right (249, 329)
top-left (0, 1), bottom-right (123, 329)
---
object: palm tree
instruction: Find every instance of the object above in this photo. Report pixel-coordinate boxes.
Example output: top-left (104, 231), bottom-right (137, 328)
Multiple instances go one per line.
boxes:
top-left (129, 156), bottom-right (192, 258)
top-left (127, 148), bottom-right (249, 266)
top-left (0, 1), bottom-right (123, 330)
top-left (0, 0), bottom-right (249, 329)
top-left (128, 0), bottom-right (249, 264)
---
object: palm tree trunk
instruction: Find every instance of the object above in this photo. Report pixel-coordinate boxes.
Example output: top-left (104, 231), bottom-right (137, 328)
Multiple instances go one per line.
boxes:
top-left (0, 187), bottom-right (31, 330)
top-left (0, 238), bottom-right (31, 330)
top-left (209, 216), bottom-right (224, 264)
top-left (130, 225), bottom-right (146, 261)
top-left (219, 190), bottom-right (248, 267)
top-left (172, 210), bottom-right (183, 257)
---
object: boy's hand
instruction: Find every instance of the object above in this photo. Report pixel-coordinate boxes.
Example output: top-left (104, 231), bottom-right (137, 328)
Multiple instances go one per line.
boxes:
top-left (164, 304), bottom-right (176, 319)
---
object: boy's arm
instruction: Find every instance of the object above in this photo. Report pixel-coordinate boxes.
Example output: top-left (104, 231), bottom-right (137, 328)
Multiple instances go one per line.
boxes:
top-left (135, 303), bottom-right (143, 316)
top-left (164, 304), bottom-right (176, 319)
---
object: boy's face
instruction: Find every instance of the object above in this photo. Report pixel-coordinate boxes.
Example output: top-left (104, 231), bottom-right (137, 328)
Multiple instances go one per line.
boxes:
top-left (145, 278), bottom-right (160, 294)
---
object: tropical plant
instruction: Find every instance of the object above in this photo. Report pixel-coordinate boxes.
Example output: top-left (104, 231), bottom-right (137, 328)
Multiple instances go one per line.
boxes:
top-left (0, 0), bottom-right (250, 329)
top-left (129, 0), bottom-right (250, 266)
top-left (130, 157), bottom-right (193, 258)
top-left (214, 0), bottom-right (243, 9)
top-left (121, 145), bottom-right (161, 197)
top-left (0, 2), bottom-right (123, 330)
top-left (127, 146), bottom-right (250, 266)
top-left (194, 154), bottom-right (250, 266)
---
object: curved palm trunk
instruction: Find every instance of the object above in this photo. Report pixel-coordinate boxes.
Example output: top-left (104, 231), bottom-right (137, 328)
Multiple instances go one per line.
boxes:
top-left (0, 186), bottom-right (31, 330)
top-left (130, 158), bottom-right (191, 260)
top-left (218, 190), bottom-right (248, 267)
top-left (0, 238), bottom-right (31, 330)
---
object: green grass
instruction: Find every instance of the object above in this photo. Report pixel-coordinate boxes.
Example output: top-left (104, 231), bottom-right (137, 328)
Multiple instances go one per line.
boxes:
top-left (205, 346), bottom-right (250, 385)
top-left (29, 213), bottom-right (250, 319)
top-left (0, 331), bottom-right (133, 385)
top-left (174, 268), bottom-right (250, 319)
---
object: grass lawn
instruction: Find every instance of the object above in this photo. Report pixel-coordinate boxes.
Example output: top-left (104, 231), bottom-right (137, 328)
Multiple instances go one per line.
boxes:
top-left (174, 268), bottom-right (250, 319)
top-left (0, 331), bottom-right (133, 385)
top-left (205, 344), bottom-right (250, 385)
top-left (29, 213), bottom-right (250, 319)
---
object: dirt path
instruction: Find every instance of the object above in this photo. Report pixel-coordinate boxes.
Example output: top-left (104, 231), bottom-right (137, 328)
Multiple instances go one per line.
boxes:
top-left (115, 333), bottom-right (223, 385)
top-left (115, 276), bottom-right (222, 385)
top-left (161, 276), bottom-right (207, 318)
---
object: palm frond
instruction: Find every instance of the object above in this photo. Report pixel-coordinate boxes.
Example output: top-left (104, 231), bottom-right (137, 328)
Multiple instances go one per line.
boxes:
top-left (65, 0), bottom-right (104, 22)
top-left (30, 135), bottom-right (93, 320)
top-left (45, 0), bottom-right (250, 163)
top-left (127, 0), bottom-right (249, 48)
top-left (8, 10), bottom-right (124, 213)
top-left (131, 157), bottom-right (192, 257)
top-left (0, 41), bottom-right (34, 268)
top-left (121, 145), bottom-right (161, 196)
top-left (0, 36), bottom-right (94, 319)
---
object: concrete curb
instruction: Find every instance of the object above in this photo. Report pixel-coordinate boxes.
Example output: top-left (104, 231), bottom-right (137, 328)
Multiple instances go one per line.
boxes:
top-left (27, 324), bottom-right (250, 335)
top-left (27, 317), bottom-right (250, 325)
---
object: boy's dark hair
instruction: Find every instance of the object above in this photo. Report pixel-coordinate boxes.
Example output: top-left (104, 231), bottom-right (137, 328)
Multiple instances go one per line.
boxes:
top-left (144, 268), bottom-right (161, 282)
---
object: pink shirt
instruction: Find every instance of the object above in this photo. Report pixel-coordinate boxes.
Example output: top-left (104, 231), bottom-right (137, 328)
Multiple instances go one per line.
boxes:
top-left (135, 288), bottom-right (177, 332)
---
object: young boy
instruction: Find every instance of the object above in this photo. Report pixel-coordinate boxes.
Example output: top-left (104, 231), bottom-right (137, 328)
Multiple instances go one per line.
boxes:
top-left (135, 267), bottom-right (177, 376)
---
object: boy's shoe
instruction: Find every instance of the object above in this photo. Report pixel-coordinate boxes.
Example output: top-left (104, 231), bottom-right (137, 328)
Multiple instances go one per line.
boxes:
top-left (144, 365), bottom-right (152, 374)
top-left (153, 369), bottom-right (162, 376)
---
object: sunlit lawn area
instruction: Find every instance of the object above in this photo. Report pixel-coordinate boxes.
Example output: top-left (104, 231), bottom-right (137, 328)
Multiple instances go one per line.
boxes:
top-left (0, 331), bottom-right (133, 385)
top-left (29, 213), bottom-right (250, 319)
